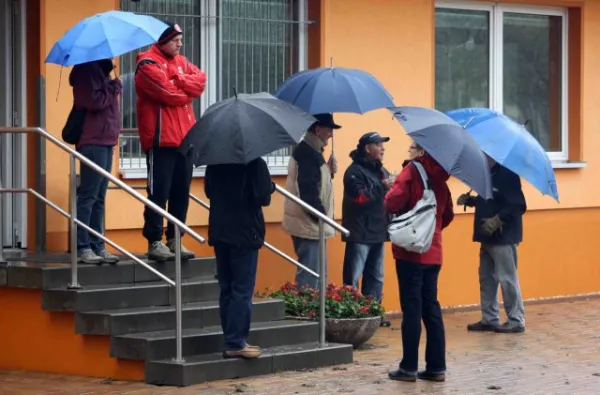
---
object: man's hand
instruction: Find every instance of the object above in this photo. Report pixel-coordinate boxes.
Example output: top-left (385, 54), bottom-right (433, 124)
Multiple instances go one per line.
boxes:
top-left (328, 155), bottom-right (338, 176)
top-left (481, 215), bottom-right (503, 236)
top-left (457, 193), bottom-right (476, 207)
top-left (383, 176), bottom-right (395, 190)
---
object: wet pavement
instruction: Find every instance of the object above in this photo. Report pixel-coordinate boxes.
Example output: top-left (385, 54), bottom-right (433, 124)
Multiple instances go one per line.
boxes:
top-left (1, 299), bottom-right (599, 394)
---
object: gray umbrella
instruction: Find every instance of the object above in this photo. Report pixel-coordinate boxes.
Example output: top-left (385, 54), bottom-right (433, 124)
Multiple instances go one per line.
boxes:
top-left (390, 106), bottom-right (493, 199)
top-left (185, 92), bottom-right (316, 166)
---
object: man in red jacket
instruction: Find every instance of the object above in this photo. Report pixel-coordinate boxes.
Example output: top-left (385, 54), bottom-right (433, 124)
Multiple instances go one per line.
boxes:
top-left (135, 22), bottom-right (207, 261)
top-left (384, 141), bottom-right (454, 383)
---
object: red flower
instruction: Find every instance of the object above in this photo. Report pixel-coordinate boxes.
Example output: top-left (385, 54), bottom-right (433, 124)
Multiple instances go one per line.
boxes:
top-left (360, 306), bottom-right (370, 313)
top-left (309, 310), bottom-right (316, 318)
top-left (333, 294), bottom-right (342, 302)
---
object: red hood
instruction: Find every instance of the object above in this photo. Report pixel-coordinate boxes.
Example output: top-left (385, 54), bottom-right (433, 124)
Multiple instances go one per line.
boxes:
top-left (402, 154), bottom-right (449, 182)
top-left (136, 44), bottom-right (175, 63)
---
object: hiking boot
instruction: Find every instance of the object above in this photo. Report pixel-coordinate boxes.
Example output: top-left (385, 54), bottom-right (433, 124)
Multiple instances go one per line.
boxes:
top-left (495, 322), bottom-right (525, 333)
top-left (467, 321), bottom-right (499, 332)
top-left (222, 345), bottom-right (262, 359)
top-left (96, 250), bottom-right (119, 264)
top-left (388, 369), bottom-right (417, 382)
top-left (78, 249), bottom-right (103, 265)
top-left (148, 241), bottom-right (175, 261)
top-left (166, 238), bottom-right (196, 260)
top-left (418, 370), bottom-right (446, 382)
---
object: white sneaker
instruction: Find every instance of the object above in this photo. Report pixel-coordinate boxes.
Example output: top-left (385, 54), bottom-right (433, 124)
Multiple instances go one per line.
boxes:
top-left (78, 249), bottom-right (103, 264)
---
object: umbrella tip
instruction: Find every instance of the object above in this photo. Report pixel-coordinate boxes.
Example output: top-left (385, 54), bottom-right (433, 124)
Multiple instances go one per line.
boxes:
top-left (523, 119), bottom-right (529, 127)
top-left (233, 87), bottom-right (238, 99)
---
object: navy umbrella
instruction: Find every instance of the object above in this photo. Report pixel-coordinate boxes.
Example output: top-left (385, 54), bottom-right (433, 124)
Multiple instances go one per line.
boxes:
top-left (185, 92), bottom-right (316, 166)
top-left (390, 106), bottom-right (493, 200)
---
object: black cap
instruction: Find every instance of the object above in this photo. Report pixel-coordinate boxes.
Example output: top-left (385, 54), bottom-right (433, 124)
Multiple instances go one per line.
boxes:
top-left (158, 23), bottom-right (183, 45)
top-left (312, 113), bottom-right (341, 129)
top-left (358, 131), bottom-right (390, 147)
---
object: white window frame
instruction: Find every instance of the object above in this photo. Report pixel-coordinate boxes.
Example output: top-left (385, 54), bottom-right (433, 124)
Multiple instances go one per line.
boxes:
top-left (436, 1), bottom-right (569, 162)
top-left (119, 0), bottom-right (308, 179)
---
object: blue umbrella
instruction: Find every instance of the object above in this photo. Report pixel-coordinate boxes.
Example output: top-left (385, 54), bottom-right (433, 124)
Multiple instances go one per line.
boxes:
top-left (274, 66), bottom-right (394, 114)
top-left (45, 10), bottom-right (168, 66)
top-left (390, 106), bottom-right (493, 200)
top-left (446, 108), bottom-right (559, 202)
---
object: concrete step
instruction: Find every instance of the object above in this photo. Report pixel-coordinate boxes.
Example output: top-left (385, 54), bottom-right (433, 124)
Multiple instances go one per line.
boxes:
top-left (110, 320), bottom-right (319, 361)
top-left (144, 342), bottom-right (354, 386)
top-left (0, 257), bottom-right (216, 289)
top-left (42, 276), bottom-right (219, 312)
top-left (75, 298), bottom-right (285, 336)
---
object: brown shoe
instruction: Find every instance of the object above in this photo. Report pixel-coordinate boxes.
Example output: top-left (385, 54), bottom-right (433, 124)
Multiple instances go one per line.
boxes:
top-left (222, 345), bottom-right (262, 359)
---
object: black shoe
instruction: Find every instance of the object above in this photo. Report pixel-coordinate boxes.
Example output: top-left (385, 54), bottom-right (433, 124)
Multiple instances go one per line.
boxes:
top-left (388, 369), bottom-right (417, 382)
top-left (418, 370), bottom-right (446, 382)
top-left (467, 321), bottom-right (499, 332)
top-left (495, 322), bottom-right (525, 333)
top-left (380, 319), bottom-right (391, 327)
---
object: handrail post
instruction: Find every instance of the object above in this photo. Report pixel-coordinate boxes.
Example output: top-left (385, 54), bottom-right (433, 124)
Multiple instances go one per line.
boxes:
top-left (318, 219), bottom-right (327, 347)
top-left (173, 225), bottom-right (184, 363)
top-left (68, 154), bottom-right (81, 289)
top-left (0, 181), bottom-right (4, 263)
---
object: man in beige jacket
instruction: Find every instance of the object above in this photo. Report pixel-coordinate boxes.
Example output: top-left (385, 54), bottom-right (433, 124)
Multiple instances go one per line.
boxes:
top-left (282, 113), bottom-right (340, 289)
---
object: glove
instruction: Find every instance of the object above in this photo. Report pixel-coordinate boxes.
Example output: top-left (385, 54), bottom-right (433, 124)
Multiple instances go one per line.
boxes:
top-left (457, 193), bottom-right (476, 207)
top-left (480, 215), bottom-right (503, 236)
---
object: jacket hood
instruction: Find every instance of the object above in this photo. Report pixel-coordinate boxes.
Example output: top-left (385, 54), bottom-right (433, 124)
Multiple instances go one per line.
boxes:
top-left (137, 44), bottom-right (173, 63)
top-left (69, 60), bottom-right (112, 86)
top-left (349, 149), bottom-right (382, 171)
top-left (402, 153), bottom-right (449, 182)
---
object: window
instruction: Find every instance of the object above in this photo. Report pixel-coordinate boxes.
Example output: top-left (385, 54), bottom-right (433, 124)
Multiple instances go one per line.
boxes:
top-left (435, 2), bottom-right (568, 160)
top-left (119, 0), bottom-right (308, 177)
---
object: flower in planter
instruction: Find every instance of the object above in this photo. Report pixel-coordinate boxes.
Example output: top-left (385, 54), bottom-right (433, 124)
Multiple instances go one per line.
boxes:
top-left (262, 281), bottom-right (385, 320)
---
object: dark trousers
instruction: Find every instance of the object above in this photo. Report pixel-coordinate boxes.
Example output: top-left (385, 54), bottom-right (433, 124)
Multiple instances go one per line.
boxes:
top-left (143, 147), bottom-right (193, 243)
top-left (214, 243), bottom-right (259, 350)
top-left (76, 145), bottom-right (113, 252)
top-left (396, 260), bottom-right (446, 374)
top-left (343, 242), bottom-right (385, 302)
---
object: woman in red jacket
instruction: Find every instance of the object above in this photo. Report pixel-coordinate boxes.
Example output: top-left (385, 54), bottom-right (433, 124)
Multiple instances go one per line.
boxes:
top-left (384, 141), bottom-right (454, 383)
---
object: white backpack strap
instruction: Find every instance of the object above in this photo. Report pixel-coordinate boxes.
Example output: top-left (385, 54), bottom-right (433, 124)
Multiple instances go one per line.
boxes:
top-left (412, 161), bottom-right (431, 190)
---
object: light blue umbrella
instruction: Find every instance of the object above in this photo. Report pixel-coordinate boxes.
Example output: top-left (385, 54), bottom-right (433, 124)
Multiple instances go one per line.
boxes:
top-left (274, 66), bottom-right (394, 114)
top-left (45, 10), bottom-right (168, 66)
top-left (446, 108), bottom-right (559, 202)
top-left (390, 106), bottom-right (493, 200)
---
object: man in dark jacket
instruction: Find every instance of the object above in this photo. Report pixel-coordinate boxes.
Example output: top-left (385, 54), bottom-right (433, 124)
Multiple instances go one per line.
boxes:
top-left (458, 156), bottom-right (526, 334)
top-left (70, 58), bottom-right (121, 265)
top-left (342, 132), bottom-right (393, 307)
top-left (205, 157), bottom-right (275, 359)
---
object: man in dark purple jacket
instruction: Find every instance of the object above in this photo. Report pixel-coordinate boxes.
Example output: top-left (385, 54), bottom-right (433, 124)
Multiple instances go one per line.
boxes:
top-left (70, 58), bottom-right (122, 264)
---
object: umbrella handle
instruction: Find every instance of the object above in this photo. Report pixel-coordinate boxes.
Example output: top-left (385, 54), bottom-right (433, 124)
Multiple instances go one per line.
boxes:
top-left (463, 189), bottom-right (473, 212)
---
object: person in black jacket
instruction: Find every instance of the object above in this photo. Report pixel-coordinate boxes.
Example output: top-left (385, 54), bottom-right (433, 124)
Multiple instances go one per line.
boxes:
top-left (205, 157), bottom-right (276, 359)
top-left (457, 156), bottom-right (527, 334)
top-left (342, 132), bottom-right (394, 315)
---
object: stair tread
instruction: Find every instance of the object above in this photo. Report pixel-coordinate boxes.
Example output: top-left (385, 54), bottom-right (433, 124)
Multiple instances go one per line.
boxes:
top-left (45, 276), bottom-right (217, 292)
top-left (81, 298), bottom-right (281, 316)
top-left (151, 342), bottom-right (351, 365)
top-left (118, 319), bottom-right (316, 340)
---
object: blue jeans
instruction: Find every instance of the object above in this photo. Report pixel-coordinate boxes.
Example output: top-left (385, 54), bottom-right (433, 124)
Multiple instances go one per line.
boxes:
top-left (396, 260), bottom-right (446, 374)
top-left (76, 145), bottom-right (113, 253)
top-left (214, 243), bottom-right (259, 350)
top-left (342, 242), bottom-right (385, 302)
top-left (292, 236), bottom-right (322, 289)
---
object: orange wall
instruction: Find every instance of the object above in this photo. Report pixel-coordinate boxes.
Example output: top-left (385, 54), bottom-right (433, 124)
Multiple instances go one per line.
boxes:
top-left (35, 0), bottom-right (600, 312)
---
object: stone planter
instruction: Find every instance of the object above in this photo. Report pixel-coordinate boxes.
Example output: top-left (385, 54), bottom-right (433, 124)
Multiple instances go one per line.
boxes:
top-left (325, 316), bottom-right (382, 348)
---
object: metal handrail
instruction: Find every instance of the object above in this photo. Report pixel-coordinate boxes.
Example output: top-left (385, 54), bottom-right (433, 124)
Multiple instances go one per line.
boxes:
top-left (189, 193), bottom-right (319, 278)
top-left (0, 126), bottom-right (205, 363)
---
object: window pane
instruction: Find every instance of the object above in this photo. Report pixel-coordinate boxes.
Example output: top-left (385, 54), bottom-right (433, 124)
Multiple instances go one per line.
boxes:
top-left (503, 12), bottom-right (563, 152)
top-left (435, 8), bottom-right (490, 112)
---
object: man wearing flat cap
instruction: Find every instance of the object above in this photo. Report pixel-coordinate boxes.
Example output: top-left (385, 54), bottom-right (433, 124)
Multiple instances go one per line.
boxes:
top-left (135, 22), bottom-right (207, 261)
top-left (342, 132), bottom-right (394, 324)
top-left (282, 113), bottom-right (340, 289)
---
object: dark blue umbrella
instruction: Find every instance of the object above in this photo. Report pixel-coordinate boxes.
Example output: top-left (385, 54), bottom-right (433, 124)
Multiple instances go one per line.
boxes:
top-left (274, 66), bottom-right (394, 114)
top-left (45, 11), bottom-right (168, 66)
top-left (446, 108), bottom-right (559, 202)
top-left (390, 106), bottom-right (493, 200)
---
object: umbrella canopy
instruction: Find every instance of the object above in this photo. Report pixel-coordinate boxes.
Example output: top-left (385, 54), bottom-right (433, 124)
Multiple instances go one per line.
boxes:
top-left (390, 106), bottom-right (493, 200)
top-left (45, 10), bottom-right (168, 66)
top-left (186, 92), bottom-right (316, 166)
top-left (274, 66), bottom-right (394, 114)
top-left (446, 107), bottom-right (559, 202)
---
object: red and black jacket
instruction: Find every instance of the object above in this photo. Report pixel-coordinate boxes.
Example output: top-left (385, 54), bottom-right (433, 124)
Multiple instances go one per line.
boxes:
top-left (341, 150), bottom-right (391, 244)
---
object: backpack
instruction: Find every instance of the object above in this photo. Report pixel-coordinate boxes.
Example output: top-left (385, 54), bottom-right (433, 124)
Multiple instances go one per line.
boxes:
top-left (387, 161), bottom-right (437, 253)
top-left (62, 105), bottom-right (87, 145)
